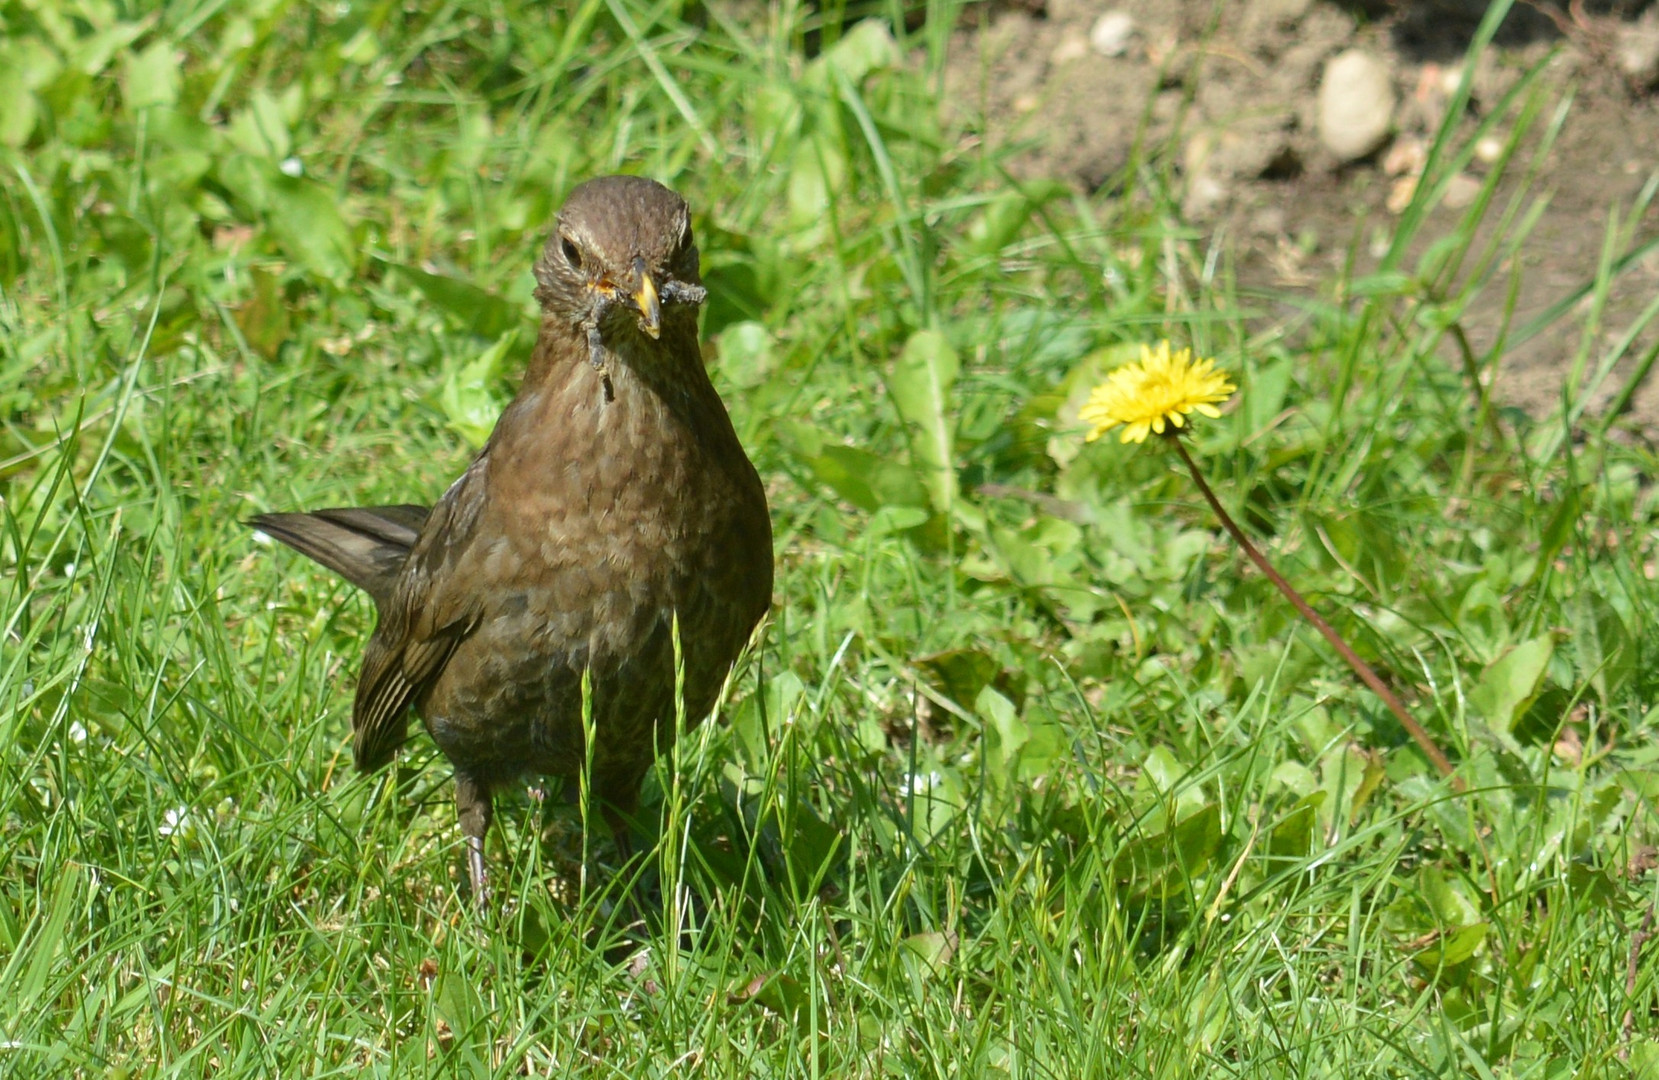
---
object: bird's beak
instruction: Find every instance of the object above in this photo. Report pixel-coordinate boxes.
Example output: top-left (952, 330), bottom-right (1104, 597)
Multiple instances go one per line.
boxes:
top-left (631, 258), bottom-right (661, 340)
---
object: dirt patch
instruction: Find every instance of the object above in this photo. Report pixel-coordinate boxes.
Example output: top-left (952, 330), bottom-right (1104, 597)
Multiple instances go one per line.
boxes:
top-left (947, 0), bottom-right (1659, 430)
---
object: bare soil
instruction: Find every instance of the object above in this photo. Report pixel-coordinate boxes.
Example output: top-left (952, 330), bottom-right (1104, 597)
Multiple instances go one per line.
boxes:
top-left (947, 0), bottom-right (1659, 430)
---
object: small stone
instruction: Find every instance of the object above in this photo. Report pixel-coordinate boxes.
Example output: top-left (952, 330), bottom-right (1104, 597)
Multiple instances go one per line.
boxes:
top-left (1443, 172), bottom-right (1482, 210)
top-left (1473, 136), bottom-right (1503, 166)
top-left (1182, 172), bottom-right (1228, 217)
top-left (1013, 91), bottom-right (1041, 113)
top-left (1616, 12), bottom-right (1659, 89)
top-left (1051, 34), bottom-right (1088, 66)
top-left (1183, 131), bottom-right (1216, 177)
top-left (1386, 174), bottom-right (1418, 215)
top-left (1413, 64), bottom-right (1445, 105)
top-left (1250, 205), bottom-right (1286, 236)
top-left (1368, 224), bottom-right (1392, 259)
top-left (1089, 11), bottom-right (1135, 58)
top-left (1381, 136), bottom-right (1425, 178)
top-left (1318, 49), bottom-right (1396, 162)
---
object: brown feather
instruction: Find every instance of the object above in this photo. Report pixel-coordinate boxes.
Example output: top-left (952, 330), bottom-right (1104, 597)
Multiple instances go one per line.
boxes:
top-left (249, 505), bottom-right (429, 609)
top-left (248, 176), bottom-right (773, 900)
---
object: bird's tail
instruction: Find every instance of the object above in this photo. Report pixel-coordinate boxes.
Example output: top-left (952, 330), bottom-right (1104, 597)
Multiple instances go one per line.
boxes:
top-left (248, 505), bottom-right (430, 609)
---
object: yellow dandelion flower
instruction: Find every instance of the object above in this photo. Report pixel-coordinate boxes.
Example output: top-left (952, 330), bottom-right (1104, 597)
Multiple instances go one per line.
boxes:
top-left (1079, 341), bottom-right (1236, 444)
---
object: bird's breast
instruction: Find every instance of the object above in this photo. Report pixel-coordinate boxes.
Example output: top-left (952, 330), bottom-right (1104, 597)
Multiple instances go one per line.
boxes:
top-left (481, 351), bottom-right (766, 611)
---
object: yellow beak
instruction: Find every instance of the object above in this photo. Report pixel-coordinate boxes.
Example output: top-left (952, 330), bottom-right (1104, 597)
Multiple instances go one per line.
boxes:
top-left (632, 260), bottom-right (661, 339)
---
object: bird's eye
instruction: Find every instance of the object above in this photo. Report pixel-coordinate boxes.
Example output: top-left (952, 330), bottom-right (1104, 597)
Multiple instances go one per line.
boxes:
top-left (561, 236), bottom-right (582, 269)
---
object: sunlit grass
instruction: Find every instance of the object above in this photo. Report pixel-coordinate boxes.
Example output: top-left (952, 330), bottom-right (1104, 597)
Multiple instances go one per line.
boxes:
top-left (1, 0), bottom-right (1658, 1075)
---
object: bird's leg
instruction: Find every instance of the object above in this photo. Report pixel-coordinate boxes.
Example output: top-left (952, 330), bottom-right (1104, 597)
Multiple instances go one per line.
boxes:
top-left (454, 772), bottom-right (494, 908)
top-left (601, 799), bottom-right (649, 936)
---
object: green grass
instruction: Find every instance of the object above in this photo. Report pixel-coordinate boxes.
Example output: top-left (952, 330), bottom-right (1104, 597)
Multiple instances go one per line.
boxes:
top-left (4, 0), bottom-right (1659, 1074)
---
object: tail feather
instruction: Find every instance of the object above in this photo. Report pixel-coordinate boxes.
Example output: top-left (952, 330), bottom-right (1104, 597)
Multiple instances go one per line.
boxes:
top-left (249, 505), bottom-right (430, 609)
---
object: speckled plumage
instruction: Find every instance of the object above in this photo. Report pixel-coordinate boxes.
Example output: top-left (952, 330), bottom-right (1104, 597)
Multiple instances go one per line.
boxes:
top-left (251, 176), bottom-right (773, 899)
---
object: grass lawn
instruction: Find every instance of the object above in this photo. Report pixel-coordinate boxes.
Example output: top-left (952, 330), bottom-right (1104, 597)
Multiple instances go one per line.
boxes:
top-left (3, 0), bottom-right (1659, 1074)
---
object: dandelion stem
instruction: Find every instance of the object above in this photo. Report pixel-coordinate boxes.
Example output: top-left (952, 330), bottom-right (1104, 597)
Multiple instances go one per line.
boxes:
top-left (1169, 434), bottom-right (1457, 780)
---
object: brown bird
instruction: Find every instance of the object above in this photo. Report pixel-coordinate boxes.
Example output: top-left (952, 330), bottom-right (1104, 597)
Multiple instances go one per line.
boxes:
top-left (250, 175), bottom-right (774, 900)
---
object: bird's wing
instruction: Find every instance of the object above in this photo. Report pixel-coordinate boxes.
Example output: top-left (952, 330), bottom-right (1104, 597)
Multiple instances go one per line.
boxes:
top-left (351, 463), bottom-right (490, 772)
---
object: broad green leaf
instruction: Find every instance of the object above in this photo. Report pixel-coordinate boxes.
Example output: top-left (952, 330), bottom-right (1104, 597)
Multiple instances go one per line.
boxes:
top-left (0, 33), bottom-right (58, 147)
top-left (1470, 634), bottom-right (1555, 733)
top-left (233, 267), bottom-right (291, 360)
top-left (2, 35), bottom-right (63, 91)
top-left (1571, 589), bottom-right (1632, 703)
top-left (786, 132), bottom-right (846, 236)
top-left (337, 25), bottom-right (380, 64)
top-left (1031, 342), bottom-right (1139, 468)
top-left (1241, 355), bottom-right (1292, 436)
top-left (1346, 750), bottom-right (1387, 824)
top-left (450, 105), bottom-right (494, 174)
top-left (433, 968), bottom-right (479, 1034)
top-left (886, 329), bottom-right (959, 515)
top-left (867, 504), bottom-right (929, 536)
top-left (714, 320), bottom-right (775, 388)
top-left (439, 330), bottom-right (517, 448)
top-left (750, 84), bottom-right (800, 143)
top-left (214, 153), bottom-right (273, 214)
top-left (93, 212), bottom-right (152, 274)
top-left (730, 970), bottom-right (807, 1021)
top-left (1416, 923), bottom-right (1488, 969)
top-left (0, 68), bottom-right (39, 147)
top-left (1270, 760), bottom-right (1318, 797)
top-left (1014, 708), bottom-right (1065, 781)
top-left (122, 40), bottom-right (179, 111)
top-left (918, 648), bottom-right (1001, 711)
top-left (1141, 744), bottom-right (1187, 796)
top-left (1456, 578), bottom-right (1512, 664)
top-left (1311, 507), bottom-right (1404, 589)
top-left (977, 684), bottom-right (1027, 768)
top-left (69, 18), bottom-right (151, 76)
top-left (388, 261), bottom-right (524, 340)
top-left (803, 446), bottom-right (929, 513)
top-left (227, 88), bottom-right (291, 160)
top-left (963, 182), bottom-right (1068, 257)
top-left (1420, 866), bottom-right (1483, 928)
top-left (808, 18), bottom-right (897, 85)
top-left (264, 175), bottom-right (355, 283)
top-left (1268, 791), bottom-right (1326, 857)
top-left (1114, 802), bottom-right (1221, 897)
top-left (782, 803), bottom-right (844, 898)
top-left (902, 930), bottom-right (958, 976)
top-left (1137, 745), bottom-right (1210, 824)
top-left (1169, 804), bottom-right (1223, 884)
top-left (985, 525), bottom-right (1054, 587)
top-left (729, 670), bottom-right (804, 767)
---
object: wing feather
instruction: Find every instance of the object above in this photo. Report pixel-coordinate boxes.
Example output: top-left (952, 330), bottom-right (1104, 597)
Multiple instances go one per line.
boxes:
top-left (349, 462), bottom-right (490, 772)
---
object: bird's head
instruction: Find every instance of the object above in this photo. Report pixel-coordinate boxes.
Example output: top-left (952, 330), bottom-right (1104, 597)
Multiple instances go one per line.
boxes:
top-left (533, 175), bottom-right (706, 358)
